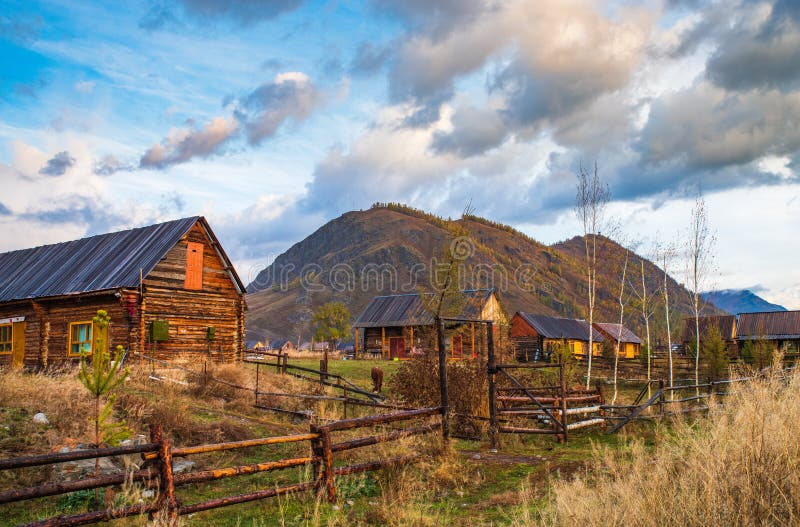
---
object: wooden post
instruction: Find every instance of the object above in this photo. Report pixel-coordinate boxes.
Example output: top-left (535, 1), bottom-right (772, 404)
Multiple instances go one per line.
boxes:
top-left (343, 387), bottom-right (348, 419)
top-left (355, 328), bottom-right (359, 358)
top-left (310, 424), bottom-right (323, 490)
top-left (436, 317), bottom-right (449, 441)
top-left (560, 362), bottom-right (568, 443)
top-left (255, 362), bottom-right (260, 406)
top-left (487, 322), bottom-right (498, 449)
top-left (320, 428), bottom-right (336, 503)
top-left (658, 379), bottom-right (665, 417)
top-left (152, 424), bottom-right (178, 525)
top-left (381, 327), bottom-right (386, 359)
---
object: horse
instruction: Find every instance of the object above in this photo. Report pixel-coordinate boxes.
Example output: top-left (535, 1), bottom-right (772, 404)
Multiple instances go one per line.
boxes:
top-left (371, 366), bottom-right (384, 393)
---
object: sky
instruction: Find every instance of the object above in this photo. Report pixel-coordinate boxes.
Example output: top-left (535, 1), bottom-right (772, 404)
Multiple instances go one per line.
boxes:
top-left (1, 0), bottom-right (799, 308)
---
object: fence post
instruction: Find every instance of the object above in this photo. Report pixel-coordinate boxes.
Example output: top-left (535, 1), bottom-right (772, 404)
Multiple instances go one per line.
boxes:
top-left (309, 423), bottom-right (323, 490)
top-left (559, 362), bottom-right (568, 443)
top-left (707, 376), bottom-right (714, 410)
top-left (321, 428), bottom-right (336, 503)
top-left (343, 387), bottom-right (348, 419)
top-left (658, 379), bottom-right (665, 417)
top-left (487, 322), bottom-right (499, 449)
top-left (153, 425), bottom-right (178, 525)
top-left (436, 317), bottom-right (449, 442)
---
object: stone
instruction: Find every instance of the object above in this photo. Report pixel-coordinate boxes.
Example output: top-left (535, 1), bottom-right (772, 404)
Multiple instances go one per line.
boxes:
top-left (171, 459), bottom-right (196, 474)
top-left (32, 413), bottom-right (49, 425)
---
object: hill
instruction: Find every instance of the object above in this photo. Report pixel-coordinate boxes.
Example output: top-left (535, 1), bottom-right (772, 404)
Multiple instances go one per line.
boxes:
top-left (246, 204), bottom-right (717, 344)
top-left (702, 289), bottom-right (787, 314)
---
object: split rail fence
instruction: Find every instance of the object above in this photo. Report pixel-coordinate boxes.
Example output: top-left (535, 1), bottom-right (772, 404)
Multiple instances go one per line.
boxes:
top-left (0, 407), bottom-right (442, 527)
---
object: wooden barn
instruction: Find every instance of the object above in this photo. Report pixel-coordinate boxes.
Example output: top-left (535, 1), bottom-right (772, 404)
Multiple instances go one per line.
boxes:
top-left (736, 311), bottom-right (800, 356)
top-left (0, 216), bottom-right (246, 369)
top-left (592, 322), bottom-right (642, 358)
top-left (353, 289), bottom-right (505, 359)
top-left (682, 315), bottom-right (737, 354)
top-left (510, 312), bottom-right (605, 362)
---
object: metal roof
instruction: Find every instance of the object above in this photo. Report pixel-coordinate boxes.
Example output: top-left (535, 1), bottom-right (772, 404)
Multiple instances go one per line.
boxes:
top-left (593, 322), bottom-right (642, 344)
top-left (737, 311), bottom-right (800, 340)
top-left (682, 315), bottom-right (737, 342)
top-left (354, 289), bottom-right (495, 328)
top-left (0, 216), bottom-right (244, 302)
top-left (516, 312), bottom-right (605, 342)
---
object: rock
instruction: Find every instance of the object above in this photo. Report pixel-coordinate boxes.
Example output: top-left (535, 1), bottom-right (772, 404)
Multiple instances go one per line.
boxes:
top-left (172, 459), bottom-right (196, 474)
top-left (331, 505), bottom-right (340, 511)
top-left (32, 413), bottom-right (49, 425)
top-left (472, 453), bottom-right (481, 460)
top-left (143, 490), bottom-right (155, 499)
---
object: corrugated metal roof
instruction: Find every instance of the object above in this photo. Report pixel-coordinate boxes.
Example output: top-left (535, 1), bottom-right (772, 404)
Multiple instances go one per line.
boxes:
top-left (593, 322), bottom-right (642, 344)
top-left (682, 315), bottom-right (736, 342)
top-left (737, 311), bottom-right (800, 339)
top-left (517, 312), bottom-right (605, 342)
top-left (354, 289), bottom-right (494, 328)
top-left (0, 216), bottom-right (216, 302)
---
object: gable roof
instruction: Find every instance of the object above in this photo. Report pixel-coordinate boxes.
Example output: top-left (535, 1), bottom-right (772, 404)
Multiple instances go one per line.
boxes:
top-left (0, 216), bottom-right (244, 302)
top-left (682, 315), bottom-right (737, 342)
top-left (737, 311), bottom-right (800, 340)
top-left (515, 312), bottom-right (605, 342)
top-left (593, 322), bottom-right (642, 344)
top-left (354, 289), bottom-right (496, 328)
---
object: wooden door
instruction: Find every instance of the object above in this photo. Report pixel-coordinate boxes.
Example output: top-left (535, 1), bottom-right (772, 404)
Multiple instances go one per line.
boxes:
top-left (452, 335), bottom-right (463, 358)
top-left (185, 241), bottom-right (204, 290)
top-left (389, 337), bottom-right (405, 359)
top-left (12, 321), bottom-right (25, 369)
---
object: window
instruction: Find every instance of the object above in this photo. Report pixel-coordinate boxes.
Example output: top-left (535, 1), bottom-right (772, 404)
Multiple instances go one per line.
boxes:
top-left (68, 321), bottom-right (93, 356)
top-left (185, 241), bottom-right (204, 290)
top-left (0, 324), bottom-right (11, 353)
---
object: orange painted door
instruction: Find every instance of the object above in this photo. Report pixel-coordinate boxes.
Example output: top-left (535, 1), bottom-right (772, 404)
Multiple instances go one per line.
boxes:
top-left (389, 337), bottom-right (405, 359)
top-left (185, 242), bottom-right (204, 290)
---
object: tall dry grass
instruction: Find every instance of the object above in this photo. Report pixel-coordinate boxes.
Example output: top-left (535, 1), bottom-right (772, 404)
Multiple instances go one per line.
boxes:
top-left (525, 367), bottom-right (800, 526)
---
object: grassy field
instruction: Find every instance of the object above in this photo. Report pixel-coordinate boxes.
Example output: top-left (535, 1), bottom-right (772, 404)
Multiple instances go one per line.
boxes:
top-left (2, 358), bottom-right (794, 526)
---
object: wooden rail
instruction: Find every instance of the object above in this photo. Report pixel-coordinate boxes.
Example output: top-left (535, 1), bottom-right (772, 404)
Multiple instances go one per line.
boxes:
top-left (0, 407), bottom-right (443, 526)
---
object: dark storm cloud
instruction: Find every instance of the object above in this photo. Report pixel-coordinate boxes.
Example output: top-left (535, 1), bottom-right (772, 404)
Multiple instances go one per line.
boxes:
top-left (431, 105), bottom-right (507, 157)
top-left (39, 151), bottom-right (75, 177)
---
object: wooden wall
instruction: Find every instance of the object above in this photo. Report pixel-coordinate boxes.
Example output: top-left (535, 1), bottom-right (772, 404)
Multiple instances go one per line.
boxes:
top-left (140, 222), bottom-right (244, 361)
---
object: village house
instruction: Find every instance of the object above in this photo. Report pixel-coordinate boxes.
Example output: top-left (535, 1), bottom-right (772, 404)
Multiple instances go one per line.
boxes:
top-left (0, 217), bottom-right (246, 369)
top-left (353, 289), bottom-right (505, 359)
top-left (510, 312), bottom-right (605, 362)
top-left (592, 322), bottom-right (643, 358)
top-left (736, 311), bottom-right (800, 356)
top-left (269, 338), bottom-right (296, 353)
top-left (681, 315), bottom-right (738, 355)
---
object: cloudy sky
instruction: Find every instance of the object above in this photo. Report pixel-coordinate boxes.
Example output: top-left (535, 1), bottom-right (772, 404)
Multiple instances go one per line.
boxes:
top-left (1, 0), bottom-right (799, 308)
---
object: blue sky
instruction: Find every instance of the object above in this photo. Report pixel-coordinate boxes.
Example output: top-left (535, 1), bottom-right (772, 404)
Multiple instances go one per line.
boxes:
top-left (1, 0), bottom-right (799, 308)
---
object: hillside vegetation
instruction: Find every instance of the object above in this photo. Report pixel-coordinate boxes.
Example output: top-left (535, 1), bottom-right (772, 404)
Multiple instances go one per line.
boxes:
top-left (247, 204), bottom-right (716, 342)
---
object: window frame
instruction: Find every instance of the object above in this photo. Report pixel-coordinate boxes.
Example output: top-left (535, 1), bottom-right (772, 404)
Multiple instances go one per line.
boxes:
top-left (67, 321), bottom-right (93, 357)
top-left (0, 323), bottom-right (11, 354)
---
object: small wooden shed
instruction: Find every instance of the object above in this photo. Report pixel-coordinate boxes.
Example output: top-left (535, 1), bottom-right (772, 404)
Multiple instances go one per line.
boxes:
top-left (0, 216), bottom-right (246, 369)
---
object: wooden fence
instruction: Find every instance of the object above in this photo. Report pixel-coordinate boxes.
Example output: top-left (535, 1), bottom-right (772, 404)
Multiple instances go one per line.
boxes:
top-left (0, 407), bottom-right (442, 527)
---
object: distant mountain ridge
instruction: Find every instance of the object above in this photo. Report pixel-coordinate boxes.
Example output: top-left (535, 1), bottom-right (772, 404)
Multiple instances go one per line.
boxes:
top-left (245, 204), bottom-right (719, 343)
top-left (702, 289), bottom-right (786, 314)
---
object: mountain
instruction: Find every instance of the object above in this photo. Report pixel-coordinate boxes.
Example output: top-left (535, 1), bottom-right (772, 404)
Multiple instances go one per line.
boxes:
top-left (245, 204), bottom-right (717, 343)
top-left (702, 289), bottom-right (787, 314)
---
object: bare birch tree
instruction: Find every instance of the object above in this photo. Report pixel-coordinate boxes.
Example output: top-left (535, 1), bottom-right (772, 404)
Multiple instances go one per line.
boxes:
top-left (657, 241), bottom-right (677, 395)
top-left (629, 250), bottom-right (660, 396)
top-left (575, 162), bottom-right (610, 389)
top-left (685, 195), bottom-right (716, 390)
top-left (611, 246), bottom-right (630, 404)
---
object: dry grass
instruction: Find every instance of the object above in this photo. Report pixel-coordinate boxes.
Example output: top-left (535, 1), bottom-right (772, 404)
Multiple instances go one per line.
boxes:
top-left (0, 368), bottom-right (93, 448)
top-left (525, 367), bottom-right (800, 526)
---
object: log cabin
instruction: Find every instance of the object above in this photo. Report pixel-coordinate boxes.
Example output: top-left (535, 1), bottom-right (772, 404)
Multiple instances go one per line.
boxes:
top-left (681, 315), bottom-right (738, 355)
top-left (353, 289), bottom-right (505, 359)
top-left (592, 322), bottom-right (642, 358)
top-left (510, 312), bottom-right (605, 362)
top-left (736, 310), bottom-right (800, 356)
top-left (0, 216), bottom-right (246, 369)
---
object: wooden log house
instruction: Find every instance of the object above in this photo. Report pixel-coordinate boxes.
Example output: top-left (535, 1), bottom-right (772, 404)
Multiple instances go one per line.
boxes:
top-left (735, 310), bottom-right (800, 356)
top-left (510, 312), bottom-right (605, 362)
top-left (0, 217), bottom-right (246, 369)
top-left (353, 289), bottom-right (505, 359)
top-left (592, 322), bottom-right (643, 358)
top-left (681, 315), bottom-right (738, 355)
